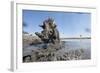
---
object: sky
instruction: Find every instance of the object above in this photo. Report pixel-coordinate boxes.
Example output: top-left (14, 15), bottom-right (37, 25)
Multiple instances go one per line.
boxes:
top-left (23, 10), bottom-right (91, 38)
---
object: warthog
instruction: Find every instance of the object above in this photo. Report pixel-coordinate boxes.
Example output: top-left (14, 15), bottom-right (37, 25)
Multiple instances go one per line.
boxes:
top-left (35, 18), bottom-right (60, 44)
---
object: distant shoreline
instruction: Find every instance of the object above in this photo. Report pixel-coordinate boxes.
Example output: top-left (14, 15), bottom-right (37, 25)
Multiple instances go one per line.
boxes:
top-left (60, 37), bottom-right (91, 40)
top-left (23, 33), bottom-right (91, 39)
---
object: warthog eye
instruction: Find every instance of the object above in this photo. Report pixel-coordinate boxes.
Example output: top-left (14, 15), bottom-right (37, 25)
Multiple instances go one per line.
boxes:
top-left (49, 30), bottom-right (53, 34)
top-left (50, 31), bottom-right (52, 33)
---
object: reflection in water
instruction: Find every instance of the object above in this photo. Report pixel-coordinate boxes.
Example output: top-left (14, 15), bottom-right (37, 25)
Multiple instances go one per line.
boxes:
top-left (24, 39), bottom-right (91, 50)
top-left (63, 39), bottom-right (91, 49)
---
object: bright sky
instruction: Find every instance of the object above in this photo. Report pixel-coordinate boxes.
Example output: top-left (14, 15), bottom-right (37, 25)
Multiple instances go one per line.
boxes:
top-left (23, 10), bottom-right (91, 38)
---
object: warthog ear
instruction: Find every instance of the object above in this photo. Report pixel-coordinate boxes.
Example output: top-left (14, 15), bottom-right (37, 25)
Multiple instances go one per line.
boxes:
top-left (39, 25), bottom-right (45, 29)
top-left (39, 25), bottom-right (42, 27)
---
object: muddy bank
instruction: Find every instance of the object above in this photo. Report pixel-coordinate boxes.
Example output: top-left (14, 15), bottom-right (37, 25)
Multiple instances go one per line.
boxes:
top-left (23, 34), bottom-right (91, 62)
top-left (23, 42), bottom-right (90, 62)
